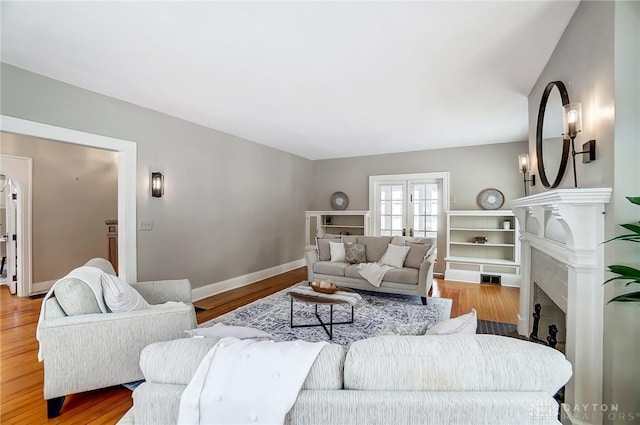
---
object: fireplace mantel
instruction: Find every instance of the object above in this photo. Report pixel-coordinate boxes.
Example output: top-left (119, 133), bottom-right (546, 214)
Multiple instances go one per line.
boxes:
top-left (512, 188), bottom-right (611, 424)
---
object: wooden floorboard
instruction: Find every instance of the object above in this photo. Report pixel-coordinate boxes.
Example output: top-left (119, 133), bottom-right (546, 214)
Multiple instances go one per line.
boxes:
top-left (0, 267), bottom-right (518, 424)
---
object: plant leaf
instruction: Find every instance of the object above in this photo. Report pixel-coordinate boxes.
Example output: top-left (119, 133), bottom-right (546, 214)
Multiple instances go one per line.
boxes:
top-left (626, 196), bottom-right (640, 206)
top-left (604, 234), bottom-right (640, 243)
top-left (607, 265), bottom-right (640, 277)
top-left (620, 223), bottom-right (640, 234)
top-left (608, 291), bottom-right (640, 303)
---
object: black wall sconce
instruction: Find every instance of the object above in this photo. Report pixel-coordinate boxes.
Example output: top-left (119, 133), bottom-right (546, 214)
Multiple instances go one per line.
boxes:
top-left (562, 103), bottom-right (596, 187)
top-left (151, 172), bottom-right (164, 197)
top-left (518, 153), bottom-right (536, 196)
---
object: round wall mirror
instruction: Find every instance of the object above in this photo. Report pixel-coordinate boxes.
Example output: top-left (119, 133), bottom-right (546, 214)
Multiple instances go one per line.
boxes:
top-left (536, 81), bottom-right (571, 188)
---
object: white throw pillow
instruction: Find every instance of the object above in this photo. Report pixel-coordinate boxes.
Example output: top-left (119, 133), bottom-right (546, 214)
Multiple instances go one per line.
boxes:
top-left (186, 323), bottom-right (272, 339)
top-left (101, 273), bottom-right (149, 313)
top-left (329, 241), bottom-right (346, 262)
top-left (379, 244), bottom-right (411, 268)
top-left (424, 308), bottom-right (477, 335)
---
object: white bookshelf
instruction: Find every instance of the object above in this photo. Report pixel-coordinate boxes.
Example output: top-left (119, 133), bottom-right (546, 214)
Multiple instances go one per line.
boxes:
top-left (305, 210), bottom-right (371, 247)
top-left (444, 210), bottom-right (521, 286)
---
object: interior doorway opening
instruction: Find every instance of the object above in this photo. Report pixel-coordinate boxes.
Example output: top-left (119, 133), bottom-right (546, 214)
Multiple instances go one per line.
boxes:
top-left (0, 116), bottom-right (138, 296)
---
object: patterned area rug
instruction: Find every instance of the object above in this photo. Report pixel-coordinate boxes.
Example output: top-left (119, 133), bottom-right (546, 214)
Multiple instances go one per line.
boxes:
top-left (201, 283), bottom-right (452, 346)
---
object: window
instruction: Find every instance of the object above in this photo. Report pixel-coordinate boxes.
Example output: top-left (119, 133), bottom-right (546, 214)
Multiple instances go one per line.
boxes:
top-left (370, 172), bottom-right (449, 239)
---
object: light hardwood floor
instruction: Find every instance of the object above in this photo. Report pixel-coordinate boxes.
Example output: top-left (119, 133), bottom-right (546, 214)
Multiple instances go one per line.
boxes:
top-left (0, 268), bottom-right (518, 424)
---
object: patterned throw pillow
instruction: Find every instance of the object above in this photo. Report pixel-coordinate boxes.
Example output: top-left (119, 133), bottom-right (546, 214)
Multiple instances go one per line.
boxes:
top-left (345, 243), bottom-right (366, 264)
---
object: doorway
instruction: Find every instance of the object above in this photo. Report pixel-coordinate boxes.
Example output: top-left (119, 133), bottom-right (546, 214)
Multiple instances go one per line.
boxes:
top-left (0, 174), bottom-right (19, 294)
top-left (0, 116), bottom-right (138, 295)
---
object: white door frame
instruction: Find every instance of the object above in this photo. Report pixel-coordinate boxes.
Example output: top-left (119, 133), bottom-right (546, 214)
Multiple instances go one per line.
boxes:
top-left (0, 115), bottom-right (138, 293)
top-left (369, 172), bottom-right (451, 235)
top-left (0, 157), bottom-right (32, 296)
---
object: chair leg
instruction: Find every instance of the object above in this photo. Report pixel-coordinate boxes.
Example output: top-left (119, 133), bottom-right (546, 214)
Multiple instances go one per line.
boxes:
top-left (421, 297), bottom-right (427, 306)
top-left (47, 396), bottom-right (65, 418)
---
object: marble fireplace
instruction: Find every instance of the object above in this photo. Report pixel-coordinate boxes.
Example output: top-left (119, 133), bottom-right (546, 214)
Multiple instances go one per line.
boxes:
top-left (512, 188), bottom-right (612, 424)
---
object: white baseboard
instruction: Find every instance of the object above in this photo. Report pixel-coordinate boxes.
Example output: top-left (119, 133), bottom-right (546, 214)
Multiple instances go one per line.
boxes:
top-left (192, 258), bottom-right (306, 302)
top-left (31, 279), bottom-right (56, 295)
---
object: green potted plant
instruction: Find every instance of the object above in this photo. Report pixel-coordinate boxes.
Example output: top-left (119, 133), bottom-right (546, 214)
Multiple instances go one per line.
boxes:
top-left (604, 196), bottom-right (640, 302)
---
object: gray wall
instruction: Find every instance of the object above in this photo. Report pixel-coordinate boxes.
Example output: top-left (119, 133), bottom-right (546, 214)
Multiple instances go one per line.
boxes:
top-left (0, 133), bottom-right (118, 283)
top-left (528, 1), bottom-right (639, 417)
top-left (1, 63), bottom-right (314, 289)
top-left (312, 141), bottom-right (529, 273)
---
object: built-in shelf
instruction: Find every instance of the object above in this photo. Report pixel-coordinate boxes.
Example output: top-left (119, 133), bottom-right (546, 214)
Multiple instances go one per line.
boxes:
top-left (305, 210), bottom-right (371, 247)
top-left (445, 210), bottom-right (520, 286)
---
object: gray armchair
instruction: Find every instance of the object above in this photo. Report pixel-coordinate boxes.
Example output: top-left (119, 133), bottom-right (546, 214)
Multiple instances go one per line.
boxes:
top-left (37, 258), bottom-right (197, 417)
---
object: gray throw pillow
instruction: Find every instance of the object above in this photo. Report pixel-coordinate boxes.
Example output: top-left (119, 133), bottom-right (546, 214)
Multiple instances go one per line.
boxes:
top-left (54, 278), bottom-right (102, 316)
top-left (316, 235), bottom-right (341, 261)
top-left (404, 243), bottom-right (433, 269)
top-left (345, 243), bottom-right (366, 264)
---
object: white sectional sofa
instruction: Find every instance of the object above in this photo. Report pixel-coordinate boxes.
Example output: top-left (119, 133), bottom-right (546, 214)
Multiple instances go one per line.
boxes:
top-left (305, 235), bottom-right (435, 304)
top-left (119, 334), bottom-right (572, 425)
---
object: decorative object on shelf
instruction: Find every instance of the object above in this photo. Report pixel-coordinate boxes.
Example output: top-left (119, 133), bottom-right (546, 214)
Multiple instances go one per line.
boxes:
top-left (536, 81), bottom-right (571, 189)
top-left (322, 215), bottom-right (332, 225)
top-left (310, 279), bottom-right (339, 294)
top-left (330, 191), bottom-right (349, 210)
top-left (518, 153), bottom-right (536, 196)
top-left (562, 102), bottom-right (597, 188)
top-left (477, 189), bottom-right (504, 210)
top-left (473, 236), bottom-right (488, 244)
top-left (503, 220), bottom-right (511, 230)
top-left (151, 172), bottom-right (164, 198)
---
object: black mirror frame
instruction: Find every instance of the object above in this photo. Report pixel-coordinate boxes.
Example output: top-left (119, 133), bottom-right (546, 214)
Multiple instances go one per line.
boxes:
top-left (536, 81), bottom-right (571, 188)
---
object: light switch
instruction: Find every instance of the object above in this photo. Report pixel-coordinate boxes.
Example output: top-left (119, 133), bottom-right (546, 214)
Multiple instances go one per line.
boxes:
top-left (138, 219), bottom-right (153, 231)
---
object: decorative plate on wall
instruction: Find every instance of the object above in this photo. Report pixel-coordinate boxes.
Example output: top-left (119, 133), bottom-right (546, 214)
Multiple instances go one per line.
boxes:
top-left (330, 191), bottom-right (349, 210)
top-left (477, 188), bottom-right (505, 210)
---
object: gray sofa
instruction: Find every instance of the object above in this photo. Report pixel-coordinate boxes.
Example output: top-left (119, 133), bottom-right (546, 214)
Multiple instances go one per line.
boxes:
top-left (119, 334), bottom-right (572, 425)
top-left (305, 235), bottom-right (435, 304)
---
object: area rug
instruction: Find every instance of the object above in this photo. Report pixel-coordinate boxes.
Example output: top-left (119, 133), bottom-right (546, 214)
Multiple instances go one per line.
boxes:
top-left (201, 283), bottom-right (452, 346)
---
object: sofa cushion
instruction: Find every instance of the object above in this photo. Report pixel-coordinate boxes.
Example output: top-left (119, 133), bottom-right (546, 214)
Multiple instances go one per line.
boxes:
top-left (329, 241), bottom-right (346, 262)
top-left (343, 334), bottom-right (572, 394)
top-left (357, 236), bottom-right (392, 262)
top-left (186, 323), bottom-right (272, 339)
top-left (382, 267), bottom-right (419, 284)
top-left (425, 309), bottom-right (477, 335)
top-left (313, 261), bottom-right (348, 276)
top-left (54, 278), bottom-right (102, 316)
top-left (101, 273), bottom-right (149, 312)
top-left (316, 235), bottom-right (341, 261)
top-left (140, 338), bottom-right (345, 390)
top-left (404, 243), bottom-right (434, 269)
top-left (379, 244), bottom-right (411, 268)
top-left (344, 243), bottom-right (366, 264)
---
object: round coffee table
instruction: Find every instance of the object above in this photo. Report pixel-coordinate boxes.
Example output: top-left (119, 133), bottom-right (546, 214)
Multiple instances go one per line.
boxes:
top-left (289, 286), bottom-right (356, 339)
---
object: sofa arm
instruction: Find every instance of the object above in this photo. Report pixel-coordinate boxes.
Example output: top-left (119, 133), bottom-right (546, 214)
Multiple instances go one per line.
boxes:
top-left (304, 247), bottom-right (319, 282)
top-left (132, 279), bottom-right (192, 305)
top-left (39, 305), bottom-right (196, 399)
top-left (417, 253), bottom-right (435, 298)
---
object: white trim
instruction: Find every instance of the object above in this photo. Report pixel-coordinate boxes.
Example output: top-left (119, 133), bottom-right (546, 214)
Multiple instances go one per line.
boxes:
top-left (512, 188), bottom-right (612, 422)
top-left (0, 155), bottom-right (32, 296)
top-left (0, 115), bottom-right (138, 287)
top-left (192, 259), bottom-right (305, 302)
top-left (368, 172), bottom-right (450, 236)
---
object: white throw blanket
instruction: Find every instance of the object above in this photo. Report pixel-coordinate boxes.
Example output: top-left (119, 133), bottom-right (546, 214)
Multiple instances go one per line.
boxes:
top-left (288, 285), bottom-right (362, 305)
top-left (36, 266), bottom-right (109, 361)
top-left (357, 262), bottom-right (393, 287)
top-left (178, 337), bottom-right (327, 425)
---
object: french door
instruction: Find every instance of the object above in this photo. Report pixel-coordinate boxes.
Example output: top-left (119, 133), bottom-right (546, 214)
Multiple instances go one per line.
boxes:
top-left (370, 173), bottom-right (449, 239)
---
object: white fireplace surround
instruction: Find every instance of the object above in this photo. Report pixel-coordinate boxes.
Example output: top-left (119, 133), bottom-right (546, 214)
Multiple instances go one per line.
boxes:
top-left (512, 188), bottom-right (612, 424)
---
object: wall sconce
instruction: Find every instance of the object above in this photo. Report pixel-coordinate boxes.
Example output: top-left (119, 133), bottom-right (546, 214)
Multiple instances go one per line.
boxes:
top-left (518, 153), bottom-right (535, 196)
top-left (562, 103), bottom-right (596, 187)
top-left (151, 172), bottom-right (164, 197)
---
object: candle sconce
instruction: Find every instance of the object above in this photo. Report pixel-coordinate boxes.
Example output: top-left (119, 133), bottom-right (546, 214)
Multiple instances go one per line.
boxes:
top-left (562, 103), bottom-right (596, 187)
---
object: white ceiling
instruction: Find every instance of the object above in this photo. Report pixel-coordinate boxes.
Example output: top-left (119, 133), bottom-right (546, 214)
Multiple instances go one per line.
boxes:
top-left (1, 1), bottom-right (579, 160)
